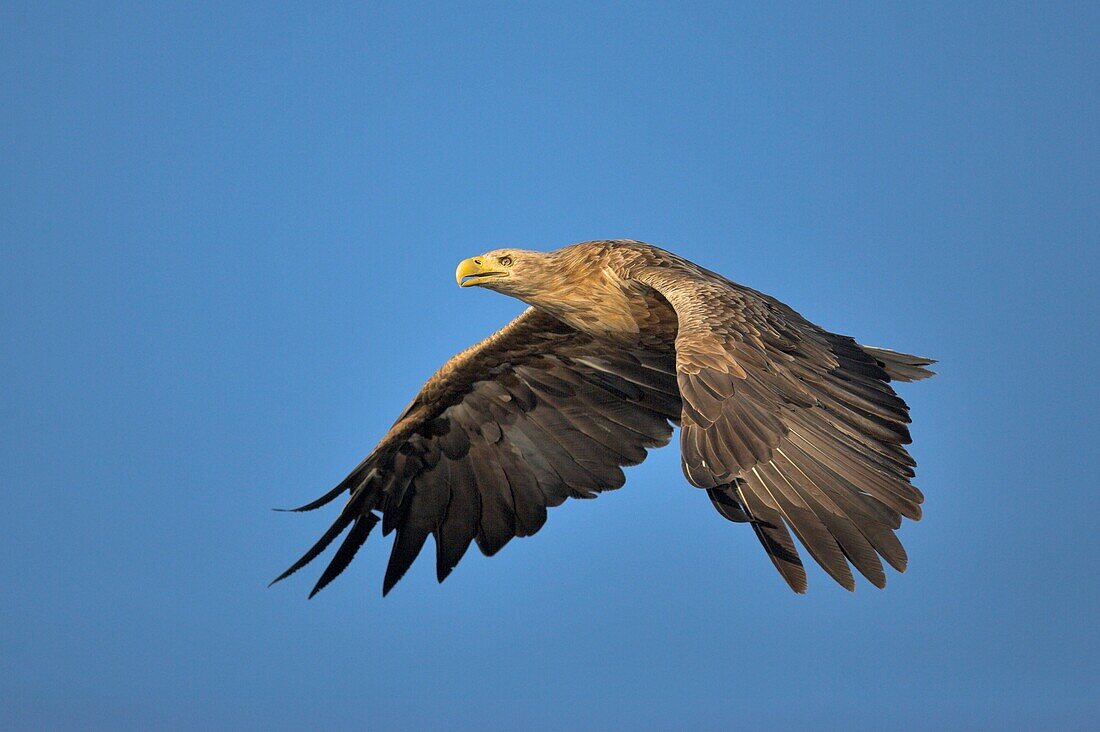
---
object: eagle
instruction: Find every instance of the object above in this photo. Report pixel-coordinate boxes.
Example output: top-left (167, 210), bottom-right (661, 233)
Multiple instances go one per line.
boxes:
top-left (273, 240), bottom-right (934, 596)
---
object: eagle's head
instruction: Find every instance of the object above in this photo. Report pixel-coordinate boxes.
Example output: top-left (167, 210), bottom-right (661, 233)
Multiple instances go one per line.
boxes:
top-left (454, 248), bottom-right (551, 299)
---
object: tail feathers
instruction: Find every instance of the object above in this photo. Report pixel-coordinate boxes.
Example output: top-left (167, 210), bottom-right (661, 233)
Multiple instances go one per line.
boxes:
top-left (861, 346), bottom-right (937, 382)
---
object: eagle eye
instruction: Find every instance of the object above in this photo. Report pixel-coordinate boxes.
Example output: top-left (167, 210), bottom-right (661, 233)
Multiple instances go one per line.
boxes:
top-left (499, 256), bottom-right (513, 267)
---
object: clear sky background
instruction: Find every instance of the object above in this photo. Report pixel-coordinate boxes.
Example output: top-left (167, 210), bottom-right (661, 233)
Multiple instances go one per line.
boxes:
top-left (2, 2), bottom-right (1098, 730)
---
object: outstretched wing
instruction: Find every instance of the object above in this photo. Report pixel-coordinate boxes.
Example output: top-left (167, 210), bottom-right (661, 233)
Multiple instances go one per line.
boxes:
top-left (632, 262), bottom-right (933, 592)
top-left (272, 308), bottom-right (681, 596)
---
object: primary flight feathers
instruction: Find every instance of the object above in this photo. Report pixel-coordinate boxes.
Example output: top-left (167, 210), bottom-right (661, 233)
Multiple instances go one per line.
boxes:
top-left (273, 240), bottom-right (934, 596)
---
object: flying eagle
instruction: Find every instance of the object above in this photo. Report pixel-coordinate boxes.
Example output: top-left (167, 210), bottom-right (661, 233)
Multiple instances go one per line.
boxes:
top-left (273, 240), bottom-right (934, 596)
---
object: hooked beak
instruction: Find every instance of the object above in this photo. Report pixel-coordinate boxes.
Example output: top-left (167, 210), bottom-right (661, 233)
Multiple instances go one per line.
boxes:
top-left (456, 257), bottom-right (507, 287)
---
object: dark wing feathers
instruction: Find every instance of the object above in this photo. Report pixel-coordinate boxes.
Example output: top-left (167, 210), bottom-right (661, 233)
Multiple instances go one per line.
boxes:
top-left (269, 490), bottom-right (369, 586)
top-left (632, 259), bottom-right (929, 591)
top-left (310, 512), bottom-right (379, 598)
top-left (434, 456), bottom-right (479, 582)
top-left (273, 308), bottom-right (679, 596)
top-left (728, 481), bottom-right (808, 592)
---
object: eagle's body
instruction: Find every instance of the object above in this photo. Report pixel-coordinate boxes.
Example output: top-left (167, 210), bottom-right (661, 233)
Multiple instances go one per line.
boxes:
top-left (274, 240), bottom-right (935, 596)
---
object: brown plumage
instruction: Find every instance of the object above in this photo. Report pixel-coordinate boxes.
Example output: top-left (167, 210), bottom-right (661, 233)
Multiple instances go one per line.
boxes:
top-left (272, 240), bottom-right (934, 596)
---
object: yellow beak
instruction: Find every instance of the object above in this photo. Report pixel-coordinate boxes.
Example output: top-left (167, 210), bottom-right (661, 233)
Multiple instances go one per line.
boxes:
top-left (455, 257), bottom-right (506, 287)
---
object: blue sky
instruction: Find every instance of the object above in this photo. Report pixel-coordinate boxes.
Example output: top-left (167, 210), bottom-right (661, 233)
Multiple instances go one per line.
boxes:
top-left (2, 2), bottom-right (1098, 729)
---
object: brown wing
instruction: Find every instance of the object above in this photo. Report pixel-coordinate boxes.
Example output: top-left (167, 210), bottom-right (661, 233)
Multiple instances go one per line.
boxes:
top-left (271, 308), bottom-right (681, 596)
top-left (632, 262), bottom-right (933, 592)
